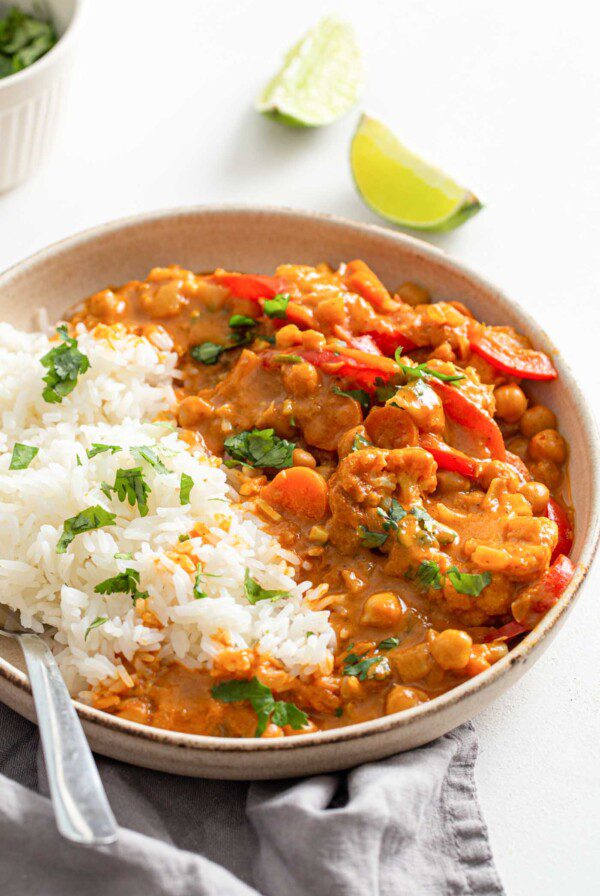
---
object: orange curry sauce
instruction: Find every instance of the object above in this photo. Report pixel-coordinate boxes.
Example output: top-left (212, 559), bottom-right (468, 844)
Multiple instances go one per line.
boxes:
top-left (71, 261), bottom-right (575, 738)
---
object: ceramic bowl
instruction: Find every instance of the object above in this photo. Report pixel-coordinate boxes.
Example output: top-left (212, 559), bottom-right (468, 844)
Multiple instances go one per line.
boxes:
top-left (0, 0), bottom-right (82, 192)
top-left (0, 206), bottom-right (597, 779)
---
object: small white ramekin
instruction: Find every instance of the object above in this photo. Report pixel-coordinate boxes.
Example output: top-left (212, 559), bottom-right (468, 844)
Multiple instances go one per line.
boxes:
top-left (0, 0), bottom-right (82, 192)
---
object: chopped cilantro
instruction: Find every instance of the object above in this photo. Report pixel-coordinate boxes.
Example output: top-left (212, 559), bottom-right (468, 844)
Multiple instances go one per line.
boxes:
top-left (399, 362), bottom-right (465, 384)
top-left (224, 428), bottom-right (295, 469)
top-left (87, 443), bottom-right (121, 459)
top-left (114, 551), bottom-right (133, 560)
top-left (447, 567), bottom-right (491, 596)
top-left (9, 443), bottom-right (38, 470)
top-left (211, 676), bottom-right (308, 737)
top-left (244, 569), bottom-right (290, 604)
top-left (0, 7), bottom-right (57, 79)
top-left (40, 326), bottom-right (90, 403)
top-left (415, 560), bottom-right (443, 590)
top-left (229, 314), bottom-right (256, 328)
top-left (189, 342), bottom-right (225, 365)
top-left (332, 385), bottom-right (371, 412)
top-left (84, 616), bottom-right (108, 640)
top-left (178, 534), bottom-right (190, 543)
top-left (111, 467), bottom-right (151, 517)
top-left (131, 445), bottom-right (169, 474)
top-left (272, 353), bottom-right (302, 364)
top-left (378, 637), bottom-right (400, 651)
top-left (374, 378), bottom-right (397, 403)
top-left (342, 652), bottom-right (385, 681)
top-left (334, 707), bottom-right (344, 718)
top-left (180, 472), bottom-right (194, 504)
top-left (56, 505), bottom-right (116, 553)
top-left (357, 526), bottom-right (388, 549)
top-left (378, 499), bottom-right (406, 532)
top-left (351, 432), bottom-right (372, 452)
top-left (263, 293), bottom-right (290, 319)
top-left (94, 568), bottom-right (147, 602)
top-left (193, 565), bottom-right (208, 600)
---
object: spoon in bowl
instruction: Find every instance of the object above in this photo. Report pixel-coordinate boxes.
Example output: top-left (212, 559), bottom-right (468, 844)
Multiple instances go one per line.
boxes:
top-left (0, 608), bottom-right (118, 845)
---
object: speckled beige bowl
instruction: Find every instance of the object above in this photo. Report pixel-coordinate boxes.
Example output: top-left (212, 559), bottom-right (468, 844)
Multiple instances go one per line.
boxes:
top-left (0, 206), bottom-right (597, 779)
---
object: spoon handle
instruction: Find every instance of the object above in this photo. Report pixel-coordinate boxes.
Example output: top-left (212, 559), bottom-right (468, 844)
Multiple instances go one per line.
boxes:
top-left (18, 633), bottom-right (118, 845)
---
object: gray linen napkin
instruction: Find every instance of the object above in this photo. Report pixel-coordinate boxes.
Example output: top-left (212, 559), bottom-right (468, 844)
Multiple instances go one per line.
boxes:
top-left (0, 702), bottom-right (504, 895)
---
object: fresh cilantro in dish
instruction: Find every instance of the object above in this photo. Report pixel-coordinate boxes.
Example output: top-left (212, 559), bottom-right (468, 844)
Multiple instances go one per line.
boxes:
top-left (357, 526), bottom-right (388, 549)
top-left (189, 341), bottom-right (226, 365)
top-left (9, 443), bottom-right (38, 470)
top-left (447, 567), bottom-right (491, 596)
top-left (0, 6), bottom-right (57, 79)
top-left (415, 559), bottom-right (443, 590)
top-left (87, 443), bottom-right (121, 459)
top-left (342, 652), bottom-right (385, 681)
top-left (211, 676), bottom-right (308, 737)
top-left (351, 432), bottom-right (372, 452)
top-left (244, 569), bottom-right (290, 604)
top-left (110, 467), bottom-right (151, 517)
top-left (84, 616), bottom-right (108, 640)
top-left (229, 313), bottom-right (257, 328)
top-left (94, 568), bottom-right (148, 602)
top-left (180, 472), bottom-right (194, 505)
top-left (332, 385), bottom-right (371, 412)
top-left (193, 565), bottom-right (208, 600)
top-left (263, 293), bottom-right (290, 319)
top-left (399, 360), bottom-right (465, 384)
top-left (224, 428), bottom-right (295, 469)
top-left (56, 505), bottom-right (116, 554)
top-left (377, 637), bottom-right (400, 651)
top-left (272, 353), bottom-right (302, 364)
top-left (359, 500), bottom-right (406, 549)
top-left (131, 445), bottom-right (169, 473)
top-left (374, 378), bottom-right (397, 403)
top-left (40, 326), bottom-right (90, 403)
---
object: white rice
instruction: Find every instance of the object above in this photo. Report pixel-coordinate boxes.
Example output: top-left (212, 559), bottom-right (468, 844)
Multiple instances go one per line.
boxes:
top-left (0, 322), bottom-right (335, 698)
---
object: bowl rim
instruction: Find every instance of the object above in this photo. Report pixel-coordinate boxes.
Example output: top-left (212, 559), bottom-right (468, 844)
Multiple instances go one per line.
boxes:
top-left (0, 0), bottom-right (83, 90)
top-left (0, 203), bottom-right (598, 754)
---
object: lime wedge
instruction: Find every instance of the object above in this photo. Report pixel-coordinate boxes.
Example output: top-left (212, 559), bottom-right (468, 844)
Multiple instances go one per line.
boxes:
top-left (351, 115), bottom-right (482, 231)
top-left (255, 17), bottom-right (364, 128)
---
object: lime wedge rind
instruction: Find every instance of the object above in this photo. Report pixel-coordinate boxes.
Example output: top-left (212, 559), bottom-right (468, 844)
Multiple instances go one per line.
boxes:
top-left (255, 17), bottom-right (364, 128)
top-left (350, 114), bottom-right (483, 232)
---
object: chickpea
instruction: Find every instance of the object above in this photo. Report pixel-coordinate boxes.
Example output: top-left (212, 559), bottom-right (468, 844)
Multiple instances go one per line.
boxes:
top-left (507, 435), bottom-right (529, 461)
top-left (177, 395), bottom-right (212, 428)
top-left (292, 447), bottom-right (317, 468)
top-left (520, 404), bottom-right (556, 438)
top-left (385, 686), bottom-right (428, 714)
top-left (394, 643), bottom-right (434, 682)
top-left (494, 383), bottom-right (528, 423)
top-left (360, 592), bottom-right (403, 628)
top-left (430, 630), bottom-right (473, 670)
top-left (89, 289), bottom-right (124, 319)
top-left (275, 324), bottom-right (302, 348)
top-left (528, 429), bottom-right (567, 464)
top-left (282, 362), bottom-right (319, 397)
top-left (437, 470), bottom-right (471, 494)
top-left (395, 282), bottom-right (430, 306)
top-left (301, 329), bottom-right (327, 351)
top-left (519, 480), bottom-right (550, 515)
top-left (145, 281), bottom-right (186, 318)
top-left (528, 459), bottom-right (562, 490)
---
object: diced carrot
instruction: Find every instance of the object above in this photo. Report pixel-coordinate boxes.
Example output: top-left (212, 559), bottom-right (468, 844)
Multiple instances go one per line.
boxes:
top-left (465, 655), bottom-right (491, 677)
top-left (345, 260), bottom-right (399, 313)
top-left (261, 467), bottom-right (329, 520)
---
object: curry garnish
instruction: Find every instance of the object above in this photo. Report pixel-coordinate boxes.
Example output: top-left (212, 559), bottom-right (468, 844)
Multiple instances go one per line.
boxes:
top-left (399, 361), bottom-right (465, 384)
top-left (87, 443), bottom-right (121, 458)
top-left (415, 560), bottom-right (443, 590)
top-left (193, 566), bottom-right (208, 600)
top-left (0, 6), bottom-right (57, 79)
top-left (447, 567), bottom-right (491, 596)
top-left (229, 314), bottom-right (256, 329)
top-left (342, 652), bottom-right (387, 681)
top-left (332, 385), bottom-right (371, 412)
top-left (244, 569), bottom-right (291, 604)
top-left (378, 637), bottom-right (401, 651)
top-left (272, 353), bottom-right (302, 364)
top-left (211, 677), bottom-right (308, 737)
top-left (351, 432), bottom-right (372, 452)
top-left (190, 342), bottom-right (226, 365)
top-left (110, 467), bottom-right (151, 517)
top-left (131, 445), bottom-right (169, 474)
top-left (94, 568), bottom-right (148, 603)
top-left (84, 616), bottom-right (109, 641)
top-left (56, 505), bottom-right (116, 554)
top-left (9, 443), bottom-right (38, 470)
top-left (179, 472), bottom-right (194, 505)
top-left (224, 428), bottom-right (295, 469)
top-left (40, 326), bottom-right (90, 404)
top-left (263, 293), bottom-right (290, 319)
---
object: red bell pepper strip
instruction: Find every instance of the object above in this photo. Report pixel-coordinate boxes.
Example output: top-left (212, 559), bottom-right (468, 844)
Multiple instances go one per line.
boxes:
top-left (546, 497), bottom-right (573, 562)
top-left (427, 379), bottom-right (507, 461)
top-left (212, 273), bottom-right (290, 301)
top-left (531, 554), bottom-right (575, 613)
top-left (419, 433), bottom-right (477, 479)
top-left (484, 620), bottom-right (528, 643)
top-left (262, 346), bottom-right (397, 390)
top-left (332, 325), bottom-right (382, 355)
top-left (364, 328), bottom-right (418, 356)
top-left (469, 325), bottom-right (557, 381)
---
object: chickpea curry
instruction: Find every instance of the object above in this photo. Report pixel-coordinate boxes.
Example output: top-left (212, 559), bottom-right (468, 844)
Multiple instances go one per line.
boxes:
top-left (73, 260), bottom-right (575, 738)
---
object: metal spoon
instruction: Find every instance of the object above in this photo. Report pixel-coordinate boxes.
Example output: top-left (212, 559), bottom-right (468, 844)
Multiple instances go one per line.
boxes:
top-left (0, 609), bottom-right (118, 845)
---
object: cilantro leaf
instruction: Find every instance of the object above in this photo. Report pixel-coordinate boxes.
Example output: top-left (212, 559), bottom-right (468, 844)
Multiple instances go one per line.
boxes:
top-left (360, 500), bottom-right (406, 549)
top-left (84, 616), bottom-right (108, 640)
top-left (56, 505), bottom-right (116, 553)
top-left (87, 443), bottom-right (121, 458)
top-left (342, 652), bottom-right (385, 681)
top-left (229, 314), bottom-right (257, 328)
top-left (272, 353), bottom-right (302, 364)
top-left (179, 472), bottom-right (194, 504)
top-left (9, 443), bottom-right (38, 470)
top-left (357, 526), bottom-right (388, 549)
top-left (211, 677), bottom-right (308, 737)
top-left (0, 8), bottom-right (56, 79)
top-left (224, 428), bottom-right (295, 469)
top-left (244, 569), bottom-right (290, 604)
top-left (400, 362), bottom-right (465, 383)
top-left (193, 565), bottom-right (208, 600)
top-left (332, 385), bottom-right (371, 413)
top-left (189, 342), bottom-right (225, 365)
top-left (131, 445), bottom-right (169, 474)
top-left (111, 467), bottom-right (151, 517)
top-left (351, 433), bottom-right (372, 452)
top-left (447, 567), bottom-right (491, 596)
top-left (263, 293), bottom-right (290, 319)
top-left (40, 326), bottom-right (90, 403)
top-left (378, 637), bottom-right (400, 651)
top-left (374, 378), bottom-right (397, 403)
top-left (114, 551), bottom-right (133, 560)
top-left (94, 567), bottom-right (147, 602)
top-left (415, 560), bottom-right (443, 590)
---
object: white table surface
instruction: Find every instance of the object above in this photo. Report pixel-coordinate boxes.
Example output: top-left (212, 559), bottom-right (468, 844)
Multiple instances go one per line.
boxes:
top-left (2, 1), bottom-right (599, 892)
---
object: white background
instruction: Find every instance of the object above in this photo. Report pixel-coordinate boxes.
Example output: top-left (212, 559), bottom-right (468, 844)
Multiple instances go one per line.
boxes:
top-left (1, 1), bottom-right (599, 893)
